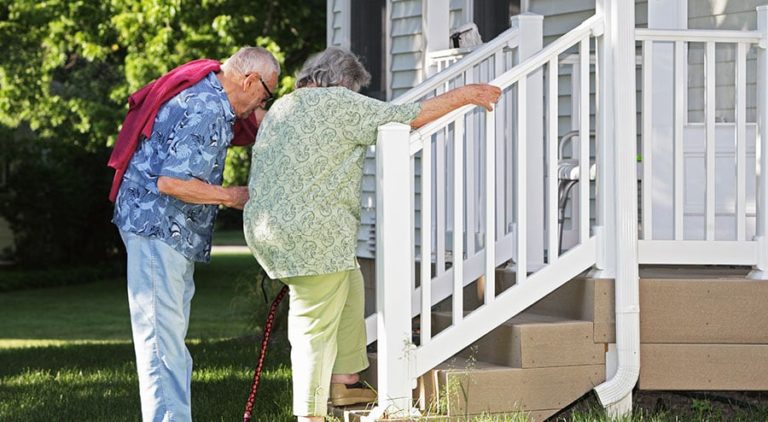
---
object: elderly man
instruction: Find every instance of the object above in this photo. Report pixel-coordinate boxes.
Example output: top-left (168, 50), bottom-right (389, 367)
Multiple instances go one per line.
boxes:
top-left (110, 46), bottom-right (279, 421)
top-left (244, 47), bottom-right (500, 421)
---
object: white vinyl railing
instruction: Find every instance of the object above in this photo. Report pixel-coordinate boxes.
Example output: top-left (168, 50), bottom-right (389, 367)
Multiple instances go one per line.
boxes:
top-left (362, 14), bottom-right (545, 345)
top-left (635, 14), bottom-right (768, 271)
top-left (371, 14), bottom-right (606, 417)
top-left (357, 17), bottom-right (528, 261)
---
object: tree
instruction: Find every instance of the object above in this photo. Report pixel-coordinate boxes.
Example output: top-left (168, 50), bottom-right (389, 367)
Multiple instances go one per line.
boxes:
top-left (0, 0), bottom-right (324, 150)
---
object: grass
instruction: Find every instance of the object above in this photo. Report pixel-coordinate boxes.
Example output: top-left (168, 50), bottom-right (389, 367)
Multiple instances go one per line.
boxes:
top-left (4, 246), bottom-right (768, 421)
top-left (212, 228), bottom-right (248, 246)
top-left (0, 250), bottom-right (296, 421)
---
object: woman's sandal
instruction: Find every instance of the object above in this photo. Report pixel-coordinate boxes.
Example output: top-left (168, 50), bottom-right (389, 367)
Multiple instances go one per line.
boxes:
top-left (329, 382), bottom-right (377, 406)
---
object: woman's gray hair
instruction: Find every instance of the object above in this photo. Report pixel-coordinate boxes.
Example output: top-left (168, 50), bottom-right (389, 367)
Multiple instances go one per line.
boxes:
top-left (295, 47), bottom-right (371, 92)
top-left (221, 46), bottom-right (280, 77)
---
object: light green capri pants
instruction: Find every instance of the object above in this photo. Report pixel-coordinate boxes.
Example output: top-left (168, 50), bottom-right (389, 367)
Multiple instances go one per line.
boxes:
top-left (282, 268), bottom-right (369, 417)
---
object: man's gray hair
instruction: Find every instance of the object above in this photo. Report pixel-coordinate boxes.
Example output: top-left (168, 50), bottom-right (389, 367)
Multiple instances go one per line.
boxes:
top-left (296, 47), bottom-right (371, 92)
top-left (222, 46), bottom-right (280, 77)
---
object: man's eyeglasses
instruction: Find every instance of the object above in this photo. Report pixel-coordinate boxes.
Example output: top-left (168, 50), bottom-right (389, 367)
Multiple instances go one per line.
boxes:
top-left (245, 73), bottom-right (275, 104)
top-left (259, 77), bottom-right (274, 104)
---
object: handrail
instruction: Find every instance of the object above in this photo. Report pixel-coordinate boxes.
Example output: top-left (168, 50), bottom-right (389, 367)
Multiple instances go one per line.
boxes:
top-left (410, 13), bottom-right (604, 150)
top-left (636, 27), bottom-right (765, 44)
top-left (392, 24), bottom-right (522, 105)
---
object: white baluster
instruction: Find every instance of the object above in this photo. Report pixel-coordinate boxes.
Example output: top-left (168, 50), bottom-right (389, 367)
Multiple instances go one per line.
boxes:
top-left (579, 38), bottom-right (590, 243)
top-left (421, 137), bottom-right (432, 344)
top-left (485, 107), bottom-right (497, 303)
top-left (453, 118), bottom-right (465, 323)
top-left (548, 57), bottom-right (560, 262)
top-left (642, 40), bottom-right (654, 240)
top-left (517, 79), bottom-right (528, 283)
top-left (736, 42), bottom-right (747, 241)
top-left (705, 41), bottom-right (716, 240)
top-left (674, 40), bottom-right (685, 240)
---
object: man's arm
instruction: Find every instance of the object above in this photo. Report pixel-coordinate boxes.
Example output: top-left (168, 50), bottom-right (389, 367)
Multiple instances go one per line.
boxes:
top-left (157, 176), bottom-right (249, 210)
top-left (411, 84), bottom-right (502, 129)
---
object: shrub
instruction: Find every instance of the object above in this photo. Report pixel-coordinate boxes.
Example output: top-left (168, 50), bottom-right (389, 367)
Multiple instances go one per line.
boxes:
top-left (0, 136), bottom-right (123, 268)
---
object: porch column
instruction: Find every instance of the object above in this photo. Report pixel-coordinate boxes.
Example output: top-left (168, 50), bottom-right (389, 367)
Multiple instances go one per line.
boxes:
top-left (593, 0), bottom-right (640, 417)
top-left (423, 0), bottom-right (450, 77)
top-left (750, 6), bottom-right (768, 280)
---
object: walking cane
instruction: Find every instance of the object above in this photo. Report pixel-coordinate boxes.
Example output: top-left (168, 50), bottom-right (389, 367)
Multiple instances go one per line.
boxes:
top-left (242, 284), bottom-right (289, 422)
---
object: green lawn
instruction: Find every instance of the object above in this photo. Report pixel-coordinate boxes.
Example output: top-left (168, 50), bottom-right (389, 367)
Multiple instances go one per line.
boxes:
top-left (212, 229), bottom-right (248, 246)
top-left (4, 249), bottom-right (767, 422)
top-left (0, 251), bottom-right (295, 421)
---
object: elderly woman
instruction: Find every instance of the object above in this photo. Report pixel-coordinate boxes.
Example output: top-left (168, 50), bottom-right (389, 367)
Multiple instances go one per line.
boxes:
top-left (244, 47), bottom-right (500, 421)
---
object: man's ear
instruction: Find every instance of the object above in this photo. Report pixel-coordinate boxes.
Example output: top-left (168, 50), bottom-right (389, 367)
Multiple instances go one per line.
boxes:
top-left (243, 73), bottom-right (259, 91)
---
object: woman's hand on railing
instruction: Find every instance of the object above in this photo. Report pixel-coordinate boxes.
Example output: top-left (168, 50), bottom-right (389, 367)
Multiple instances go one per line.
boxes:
top-left (411, 83), bottom-right (502, 129)
top-left (466, 83), bottom-right (502, 112)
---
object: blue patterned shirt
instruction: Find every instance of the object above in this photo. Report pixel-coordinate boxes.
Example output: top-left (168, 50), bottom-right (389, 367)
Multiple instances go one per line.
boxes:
top-left (113, 72), bottom-right (235, 263)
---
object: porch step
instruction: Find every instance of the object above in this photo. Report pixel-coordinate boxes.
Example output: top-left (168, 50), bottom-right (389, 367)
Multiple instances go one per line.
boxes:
top-left (433, 311), bottom-right (605, 369)
top-left (423, 357), bottom-right (604, 419)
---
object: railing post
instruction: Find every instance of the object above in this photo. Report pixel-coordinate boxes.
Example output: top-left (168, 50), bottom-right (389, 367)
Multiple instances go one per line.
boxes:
top-left (750, 6), bottom-right (768, 280)
top-left (373, 123), bottom-right (418, 418)
top-left (592, 0), bottom-right (615, 278)
top-left (512, 13), bottom-right (545, 271)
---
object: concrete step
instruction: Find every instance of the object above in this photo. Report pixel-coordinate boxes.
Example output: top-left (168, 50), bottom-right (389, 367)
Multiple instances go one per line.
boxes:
top-left (639, 343), bottom-right (768, 391)
top-left (433, 311), bottom-right (605, 368)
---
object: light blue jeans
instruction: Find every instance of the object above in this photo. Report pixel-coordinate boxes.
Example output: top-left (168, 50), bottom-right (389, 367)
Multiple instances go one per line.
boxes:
top-left (120, 230), bottom-right (195, 422)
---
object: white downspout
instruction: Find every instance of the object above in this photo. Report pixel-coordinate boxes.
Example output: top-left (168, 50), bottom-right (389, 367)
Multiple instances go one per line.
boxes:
top-left (593, 0), bottom-right (640, 416)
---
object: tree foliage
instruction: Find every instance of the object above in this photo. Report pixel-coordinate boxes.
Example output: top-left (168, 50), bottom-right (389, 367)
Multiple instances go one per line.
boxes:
top-left (0, 0), bottom-right (325, 150)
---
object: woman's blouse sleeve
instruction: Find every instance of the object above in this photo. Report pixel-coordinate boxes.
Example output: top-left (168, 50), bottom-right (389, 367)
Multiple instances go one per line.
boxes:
top-left (334, 88), bottom-right (421, 146)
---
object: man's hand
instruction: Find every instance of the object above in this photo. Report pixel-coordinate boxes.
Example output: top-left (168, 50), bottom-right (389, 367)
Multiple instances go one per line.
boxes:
top-left (158, 176), bottom-right (249, 209)
top-left (224, 186), bottom-right (249, 210)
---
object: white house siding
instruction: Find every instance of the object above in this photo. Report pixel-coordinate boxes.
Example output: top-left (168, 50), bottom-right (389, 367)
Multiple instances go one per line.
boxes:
top-left (327, 0), bottom-right (350, 47)
top-left (687, 0), bottom-right (768, 124)
top-left (390, 0), bottom-right (425, 99)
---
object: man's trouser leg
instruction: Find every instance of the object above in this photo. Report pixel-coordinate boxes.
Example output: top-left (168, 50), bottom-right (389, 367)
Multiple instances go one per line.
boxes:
top-left (121, 231), bottom-right (195, 422)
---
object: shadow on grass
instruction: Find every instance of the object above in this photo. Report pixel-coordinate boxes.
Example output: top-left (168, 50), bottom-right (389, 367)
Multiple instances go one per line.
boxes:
top-left (0, 336), bottom-right (294, 422)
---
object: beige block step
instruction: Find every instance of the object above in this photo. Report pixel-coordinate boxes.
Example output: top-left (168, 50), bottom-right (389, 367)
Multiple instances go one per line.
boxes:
top-left (639, 278), bottom-right (768, 343)
top-left (528, 277), bottom-right (616, 344)
top-left (433, 311), bottom-right (605, 368)
top-left (639, 343), bottom-right (768, 391)
top-left (427, 358), bottom-right (605, 416)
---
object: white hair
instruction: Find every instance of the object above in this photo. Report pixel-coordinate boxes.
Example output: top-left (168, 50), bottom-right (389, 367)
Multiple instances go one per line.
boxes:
top-left (295, 47), bottom-right (371, 92)
top-left (221, 46), bottom-right (280, 77)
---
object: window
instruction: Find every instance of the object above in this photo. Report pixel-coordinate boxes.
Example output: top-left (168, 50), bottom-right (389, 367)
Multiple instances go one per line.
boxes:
top-left (473, 0), bottom-right (522, 41)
